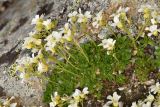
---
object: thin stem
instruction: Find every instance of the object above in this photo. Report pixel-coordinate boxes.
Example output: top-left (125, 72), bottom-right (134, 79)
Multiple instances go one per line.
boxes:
top-left (124, 27), bottom-right (137, 49)
top-left (56, 65), bottom-right (79, 77)
top-left (57, 48), bottom-right (81, 70)
top-left (135, 19), bottom-right (150, 41)
top-left (59, 46), bottom-right (77, 62)
top-left (86, 34), bottom-right (97, 47)
top-left (113, 53), bottom-right (119, 63)
top-left (106, 24), bottom-right (118, 39)
top-left (73, 39), bottom-right (89, 62)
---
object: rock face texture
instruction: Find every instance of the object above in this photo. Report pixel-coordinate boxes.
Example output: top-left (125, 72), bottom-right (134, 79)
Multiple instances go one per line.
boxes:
top-left (0, 0), bottom-right (110, 106)
top-left (1, 0), bottom-right (158, 106)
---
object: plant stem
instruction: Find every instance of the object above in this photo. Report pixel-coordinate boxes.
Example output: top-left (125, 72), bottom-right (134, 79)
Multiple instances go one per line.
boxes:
top-left (56, 48), bottom-right (81, 70)
top-left (135, 19), bottom-right (150, 41)
top-left (56, 65), bottom-right (79, 77)
top-left (73, 39), bottom-right (89, 62)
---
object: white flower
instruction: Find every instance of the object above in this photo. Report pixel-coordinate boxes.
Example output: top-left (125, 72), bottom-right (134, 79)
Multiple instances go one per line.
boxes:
top-left (68, 11), bottom-right (78, 17)
top-left (106, 92), bottom-right (121, 107)
top-left (131, 101), bottom-right (149, 107)
top-left (28, 31), bottom-right (36, 36)
top-left (10, 103), bottom-right (17, 107)
top-left (151, 18), bottom-right (157, 25)
top-left (61, 23), bottom-right (72, 41)
top-left (68, 87), bottom-right (88, 107)
top-left (31, 14), bottom-right (44, 25)
top-left (151, 11), bottom-right (160, 23)
top-left (92, 10), bottom-right (103, 28)
top-left (49, 102), bottom-right (57, 107)
top-left (98, 38), bottom-right (116, 51)
top-left (111, 14), bottom-right (120, 27)
top-left (72, 89), bottom-right (82, 102)
top-left (43, 19), bottom-right (52, 29)
top-left (131, 102), bottom-right (138, 107)
top-left (68, 102), bottom-right (78, 107)
top-left (77, 9), bottom-right (92, 23)
top-left (117, 7), bottom-right (130, 13)
top-left (145, 94), bottom-right (154, 102)
top-left (68, 11), bottom-right (78, 22)
top-left (118, 87), bottom-right (125, 91)
top-left (150, 82), bottom-right (160, 94)
top-left (138, 4), bottom-right (153, 13)
top-left (45, 31), bottom-right (62, 51)
top-left (110, 7), bottom-right (129, 28)
top-left (52, 31), bottom-right (62, 41)
top-left (142, 102), bottom-right (152, 107)
top-left (43, 19), bottom-right (51, 26)
top-left (37, 62), bottom-right (48, 73)
top-left (19, 72), bottom-right (25, 79)
top-left (45, 34), bottom-right (58, 53)
top-left (50, 92), bottom-right (61, 107)
top-left (145, 25), bottom-right (160, 36)
top-left (22, 36), bottom-right (41, 50)
top-left (72, 87), bottom-right (89, 102)
top-left (138, 4), bottom-right (158, 19)
top-left (82, 87), bottom-right (89, 95)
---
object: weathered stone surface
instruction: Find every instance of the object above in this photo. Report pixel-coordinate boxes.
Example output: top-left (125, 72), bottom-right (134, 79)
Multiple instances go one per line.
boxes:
top-left (0, 0), bottom-right (110, 106)
top-left (1, 0), bottom-right (158, 106)
top-left (0, 0), bottom-right (73, 106)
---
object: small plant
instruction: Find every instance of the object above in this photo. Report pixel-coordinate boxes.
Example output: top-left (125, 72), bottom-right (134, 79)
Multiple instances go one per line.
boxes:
top-left (10, 1), bottom-right (160, 107)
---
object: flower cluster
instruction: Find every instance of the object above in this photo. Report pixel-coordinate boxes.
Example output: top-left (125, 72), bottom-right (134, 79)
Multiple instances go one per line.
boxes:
top-left (68, 8), bottom-right (92, 23)
top-left (49, 87), bottom-right (89, 107)
top-left (10, 2), bottom-right (160, 107)
top-left (138, 4), bottom-right (160, 37)
top-left (103, 82), bottom-right (160, 107)
top-left (130, 82), bottom-right (160, 107)
top-left (110, 7), bottom-right (130, 29)
top-left (12, 6), bottom-right (107, 83)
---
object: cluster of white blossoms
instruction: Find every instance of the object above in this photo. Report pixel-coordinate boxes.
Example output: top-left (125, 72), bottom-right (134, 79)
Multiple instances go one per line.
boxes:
top-left (138, 4), bottom-right (160, 37)
top-left (13, 7), bottom-right (103, 83)
top-left (49, 87), bottom-right (89, 107)
top-left (0, 96), bottom-right (17, 107)
top-left (102, 82), bottom-right (160, 107)
top-left (130, 82), bottom-right (160, 107)
top-left (97, 6), bottom-right (131, 55)
top-left (11, 2), bottom-right (160, 107)
top-left (68, 8), bottom-right (92, 23)
top-left (110, 7), bottom-right (130, 29)
top-left (14, 50), bottom-right (47, 83)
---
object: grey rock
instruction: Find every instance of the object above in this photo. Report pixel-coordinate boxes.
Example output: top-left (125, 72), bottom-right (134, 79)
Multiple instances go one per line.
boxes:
top-left (0, 0), bottom-right (158, 106)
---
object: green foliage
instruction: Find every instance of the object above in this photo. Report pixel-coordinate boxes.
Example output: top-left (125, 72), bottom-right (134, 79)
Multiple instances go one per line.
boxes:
top-left (43, 35), bottom-right (132, 102)
top-left (134, 36), bottom-right (160, 81)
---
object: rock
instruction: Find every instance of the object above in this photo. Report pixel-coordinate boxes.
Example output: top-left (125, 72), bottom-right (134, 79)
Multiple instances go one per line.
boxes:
top-left (0, 0), bottom-right (158, 106)
top-left (0, 86), bottom-right (6, 97)
top-left (0, 0), bottom-right (110, 106)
